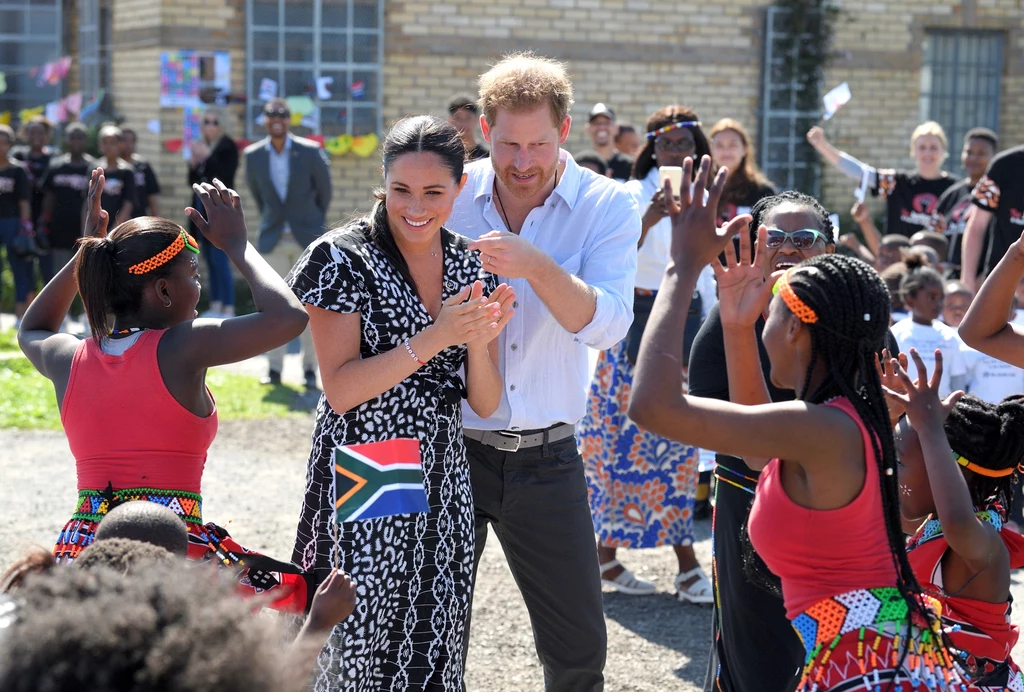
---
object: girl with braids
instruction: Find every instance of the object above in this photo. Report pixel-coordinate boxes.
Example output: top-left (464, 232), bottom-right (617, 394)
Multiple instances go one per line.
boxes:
top-left (689, 187), bottom-right (849, 692)
top-left (882, 350), bottom-right (1024, 690)
top-left (631, 155), bottom-right (966, 691)
top-left (286, 115), bottom-right (514, 690)
top-left (580, 105), bottom-right (716, 601)
top-left (16, 169), bottom-right (317, 613)
top-left (891, 253), bottom-right (968, 398)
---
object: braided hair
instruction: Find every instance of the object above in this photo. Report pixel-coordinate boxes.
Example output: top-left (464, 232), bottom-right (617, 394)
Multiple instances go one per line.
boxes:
top-left (782, 254), bottom-right (937, 645)
top-left (749, 190), bottom-right (836, 244)
top-left (945, 394), bottom-right (1024, 515)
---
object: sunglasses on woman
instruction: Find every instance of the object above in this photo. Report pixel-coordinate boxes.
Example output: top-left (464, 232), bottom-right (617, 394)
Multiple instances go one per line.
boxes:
top-left (765, 228), bottom-right (829, 250)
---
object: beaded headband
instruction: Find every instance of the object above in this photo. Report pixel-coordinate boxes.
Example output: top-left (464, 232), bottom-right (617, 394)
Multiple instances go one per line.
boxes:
top-left (771, 268), bottom-right (818, 324)
top-left (953, 450), bottom-right (1021, 478)
top-left (127, 229), bottom-right (200, 275)
top-left (646, 121), bottom-right (703, 139)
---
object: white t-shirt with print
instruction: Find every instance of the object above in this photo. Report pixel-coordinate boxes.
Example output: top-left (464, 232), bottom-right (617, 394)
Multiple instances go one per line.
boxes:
top-left (962, 343), bottom-right (1024, 404)
top-left (890, 317), bottom-right (967, 398)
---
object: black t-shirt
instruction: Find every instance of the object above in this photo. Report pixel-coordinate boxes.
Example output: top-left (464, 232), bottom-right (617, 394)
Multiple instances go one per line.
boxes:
top-left (688, 302), bottom-right (899, 476)
top-left (100, 162), bottom-right (138, 222)
top-left (0, 162), bottom-right (29, 219)
top-left (42, 155), bottom-right (93, 249)
top-left (717, 181), bottom-right (777, 226)
top-left (606, 150), bottom-right (634, 183)
top-left (11, 147), bottom-right (52, 222)
top-left (130, 157), bottom-right (161, 217)
top-left (467, 143), bottom-right (489, 162)
top-left (872, 169), bottom-right (956, 237)
top-left (933, 177), bottom-right (993, 276)
top-left (972, 145), bottom-right (1024, 275)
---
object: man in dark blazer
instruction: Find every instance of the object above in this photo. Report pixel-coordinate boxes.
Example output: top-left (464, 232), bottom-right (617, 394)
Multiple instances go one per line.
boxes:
top-left (244, 97), bottom-right (332, 388)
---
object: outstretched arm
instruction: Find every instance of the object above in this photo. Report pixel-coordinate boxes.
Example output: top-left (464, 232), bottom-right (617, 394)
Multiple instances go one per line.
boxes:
top-left (18, 168), bottom-right (107, 380)
top-left (959, 207), bottom-right (993, 293)
top-left (807, 126), bottom-right (878, 185)
top-left (162, 180), bottom-right (309, 369)
top-left (958, 225), bottom-right (1024, 367)
top-left (627, 156), bottom-right (862, 468)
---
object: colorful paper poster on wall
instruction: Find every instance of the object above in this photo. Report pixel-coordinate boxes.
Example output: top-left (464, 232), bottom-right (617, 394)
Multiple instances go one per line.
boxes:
top-left (160, 51), bottom-right (231, 108)
top-left (258, 78), bottom-right (278, 101)
top-left (181, 107), bottom-right (203, 161)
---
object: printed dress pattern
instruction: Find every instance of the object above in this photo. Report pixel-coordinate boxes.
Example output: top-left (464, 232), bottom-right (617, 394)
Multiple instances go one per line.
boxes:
top-left (287, 221), bottom-right (495, 692)
top-left (578, 338), bottom-right (699, 548)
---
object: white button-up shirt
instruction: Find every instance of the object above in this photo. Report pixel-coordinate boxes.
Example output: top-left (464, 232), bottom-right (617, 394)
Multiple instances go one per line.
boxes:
top-left (449, 150), bottom-right (640, 431)
top-left (267, 136), bottom-right (291, 234)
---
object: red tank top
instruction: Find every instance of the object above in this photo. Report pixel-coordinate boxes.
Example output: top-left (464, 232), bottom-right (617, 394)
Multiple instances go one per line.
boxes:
top-left (60, 329), bottom-right (218, 494)
top-left (748, 397), bottom-right (897, 618)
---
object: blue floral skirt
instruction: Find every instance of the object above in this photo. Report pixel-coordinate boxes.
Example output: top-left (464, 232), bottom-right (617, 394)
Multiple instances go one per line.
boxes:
top-left (579, 339), bottom-right (698, 548)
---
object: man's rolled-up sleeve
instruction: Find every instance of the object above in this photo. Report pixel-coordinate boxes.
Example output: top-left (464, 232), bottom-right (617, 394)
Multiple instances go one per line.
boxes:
top-left (572, 191), bottom-right (641, 350)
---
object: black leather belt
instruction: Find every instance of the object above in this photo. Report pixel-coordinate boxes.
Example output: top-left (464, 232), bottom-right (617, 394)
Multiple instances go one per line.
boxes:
top-left (464, 423), bottom-right (576, 452)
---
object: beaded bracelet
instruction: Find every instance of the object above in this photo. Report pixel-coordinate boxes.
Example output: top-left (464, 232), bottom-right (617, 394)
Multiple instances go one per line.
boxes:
top-left (404, 338), bottom-right (428, 366)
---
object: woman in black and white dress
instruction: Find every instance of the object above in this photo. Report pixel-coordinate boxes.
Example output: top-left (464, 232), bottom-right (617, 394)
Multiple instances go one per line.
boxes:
top-left (286, 116), bottom-right (514, 691)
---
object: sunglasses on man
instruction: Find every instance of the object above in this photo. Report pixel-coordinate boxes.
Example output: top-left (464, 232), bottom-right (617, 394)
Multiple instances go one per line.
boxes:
top-left (203, 119), bottom-right (220, 126)
top-left (764, 228), bottom-right (830, 250)
top-left (264, 108), bottom-right (291, 119)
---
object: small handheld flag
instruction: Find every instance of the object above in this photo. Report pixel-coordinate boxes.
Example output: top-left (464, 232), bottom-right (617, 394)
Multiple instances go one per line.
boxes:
top-left (822, 82), bottom-right (852, 120)
top-left (334, 439), bottom-right (428, 523)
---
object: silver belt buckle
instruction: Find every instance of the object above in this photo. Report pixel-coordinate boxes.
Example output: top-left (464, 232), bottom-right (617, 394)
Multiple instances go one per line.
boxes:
top-left (494, 431), bottom-right (521, 452)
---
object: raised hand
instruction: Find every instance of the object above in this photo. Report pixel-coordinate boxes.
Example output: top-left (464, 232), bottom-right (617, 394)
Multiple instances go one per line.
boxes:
top-left (305, 568), bottom-right (357, 633)
top-left (806, 126), bottom-right (827, 149)
top-left (469, 231), bottom-right (545, 280)
top-left (664, 155), bottom-right (744, 273)
top-left (712, 223), bottom-right (777, 330)
top-left (432, 281), bottom-right (504, 348)
top-left (467, 283), bottom-right (515, 346)
top-left (641, 189), bottom-right (669, 231)
top-left (185, 179), bottom-right (248, 255)
top-left (876, 349), bottom-right (910, 424)
top-left (882, 349), bottom-right (963, 429)
top-left (82, 168), bottom-right (109, 239)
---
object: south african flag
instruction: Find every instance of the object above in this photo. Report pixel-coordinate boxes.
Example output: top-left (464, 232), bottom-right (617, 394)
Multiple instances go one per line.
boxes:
top-left (334, 439), bottom-right (428, 522)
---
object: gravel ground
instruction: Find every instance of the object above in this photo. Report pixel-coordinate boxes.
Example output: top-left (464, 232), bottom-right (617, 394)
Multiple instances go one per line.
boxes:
top-left (3, 364), bottom-right (1023, 691)
top-left (0, 412), bottom-right (714, 691)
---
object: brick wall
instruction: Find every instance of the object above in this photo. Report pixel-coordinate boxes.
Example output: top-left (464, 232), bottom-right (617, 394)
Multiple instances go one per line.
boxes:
top-left (102, 0), bottom-right (1023, 238)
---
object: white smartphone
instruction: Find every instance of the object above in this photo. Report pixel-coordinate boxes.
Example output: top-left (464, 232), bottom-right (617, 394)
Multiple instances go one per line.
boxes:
top-left (659, 166), bottom-right (683, 196)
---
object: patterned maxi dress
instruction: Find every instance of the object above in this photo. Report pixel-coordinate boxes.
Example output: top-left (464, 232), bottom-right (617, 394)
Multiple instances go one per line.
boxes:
top-left (286, 221), bottom-right (493, 691)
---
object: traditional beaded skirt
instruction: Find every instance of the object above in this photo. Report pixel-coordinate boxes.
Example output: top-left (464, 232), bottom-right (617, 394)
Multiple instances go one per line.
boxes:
top-left (54, 485), bottom-right (312, 613)
top-left (793, 587), bottom-right (972, 691)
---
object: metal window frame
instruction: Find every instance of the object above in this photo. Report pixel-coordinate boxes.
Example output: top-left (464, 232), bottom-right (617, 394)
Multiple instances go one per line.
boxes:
top-left (0, 0), bottom-right (63, 112)
top-left (758, 5), bottom-right (822, 197)
top-left (920, 29), bottom-right (1003, 174)
top-left (78, 0), bottom-right (102, 97)
top-left (245, 0), bottom-right (384, 140)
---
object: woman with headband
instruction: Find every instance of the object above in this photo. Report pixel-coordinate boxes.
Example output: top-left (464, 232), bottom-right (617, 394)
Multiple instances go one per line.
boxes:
top-left (579, 106), bottom-right (717, 603)
top-left (17, 169), bottom-right (316, 613)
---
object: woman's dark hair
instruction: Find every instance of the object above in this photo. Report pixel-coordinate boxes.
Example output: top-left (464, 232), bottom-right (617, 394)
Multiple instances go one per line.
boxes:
top-left (0, 563), bottom-right (293, 692)
top-left (76, 218), bottom-right (191, 342)
top-left (73, 537), bottom-right (177, 574)
top-left (633, 105), bottom-right (710, 181)
top-left (367, 115), bottom-right (465, 293)
top-left (749, 190), bottom-right (836, 245)
top-left (899, 249), bottom-right (943, 299)
top-left (945, 394), bottom-right (1024, 516)
top-left (0, 546), bottom-right (54, 594)
top-left (784, 254), bottom-right (937, 656)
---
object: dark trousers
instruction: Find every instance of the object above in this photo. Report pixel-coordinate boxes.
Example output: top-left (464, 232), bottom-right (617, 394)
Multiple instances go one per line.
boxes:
top-left (464, 434), bottom-right (606, 692)
top-left (703, 478), bottom-right (802, 692)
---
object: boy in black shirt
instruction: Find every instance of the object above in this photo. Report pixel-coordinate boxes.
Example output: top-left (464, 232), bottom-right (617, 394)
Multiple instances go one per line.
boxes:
top-left (11, 117), bottom-right (54, 227)
top-left (0, 124), bottom-right (35, 321)
top-left (97, 125), bottom-right (137, 226)
top-left (961, 144), bottom-right (1024, 290)
top-left (932, 128), bottom-right (998, 277)
top-left (40, 123), bottom-right (94, 273)
top-left (120, 127), bottom-right (161, 217)
top-left (584, 103), bottom-right (634, 182)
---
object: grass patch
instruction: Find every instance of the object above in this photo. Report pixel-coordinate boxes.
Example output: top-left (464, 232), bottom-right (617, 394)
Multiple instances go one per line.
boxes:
top-left (0, 355), bottom-right (312, 430)
top-left (0, 328), bottom-right (18, 354)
